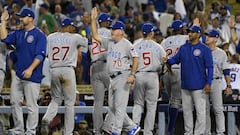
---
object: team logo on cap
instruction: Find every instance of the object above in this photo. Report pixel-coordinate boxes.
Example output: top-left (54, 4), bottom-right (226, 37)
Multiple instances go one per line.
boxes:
top-left (193, 49), bottom-right (201, 56)
top-left (27, 35), bottom-right (34, 43)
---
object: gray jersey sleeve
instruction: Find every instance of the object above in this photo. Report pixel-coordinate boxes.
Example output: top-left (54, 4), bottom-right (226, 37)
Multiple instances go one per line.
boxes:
top-left (212, 48), bottom-right (230, 77)
top-left (74, 34), bottom-right (88, 53)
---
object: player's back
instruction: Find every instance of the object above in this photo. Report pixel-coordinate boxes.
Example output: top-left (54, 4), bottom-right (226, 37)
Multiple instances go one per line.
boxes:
top-left (90, 27), bottom-right (111, 62)
top-left (134, 39), bottom-right (166, 72)
top-left (161, 35), bottom-right (188, 57)
top-left (47, 32), bottom-right (88, 68)
top-left (230, 63), bottom-right (240, 90)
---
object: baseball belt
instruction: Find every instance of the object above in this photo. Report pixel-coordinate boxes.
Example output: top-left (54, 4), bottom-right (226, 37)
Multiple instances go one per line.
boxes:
top-left (110, 71), bottom-right (122, 79)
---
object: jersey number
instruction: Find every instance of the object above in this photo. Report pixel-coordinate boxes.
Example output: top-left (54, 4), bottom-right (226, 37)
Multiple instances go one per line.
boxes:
top-left (52, 46), bottom-right (70, 61)
top-left (91, 41), bottom-right (106, 55)
top-left (166, 47), bottom-right (179, 56)
top-left (230, 73), bottom-right (236, 82)
top-left (142, 52), bottom-right (151, 65)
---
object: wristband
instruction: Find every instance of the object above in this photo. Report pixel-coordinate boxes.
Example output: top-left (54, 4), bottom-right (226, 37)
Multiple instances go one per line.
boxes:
top-left (129, 72), bottom-right (136, 77)
top-left (227, 84), bottom-right (231, 88)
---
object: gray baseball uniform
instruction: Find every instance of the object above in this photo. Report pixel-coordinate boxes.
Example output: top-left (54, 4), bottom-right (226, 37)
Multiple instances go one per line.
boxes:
top-left (43, 32), bottom-right (88, 135)
top-left (89, 27), bottom-right (111, 135)
top-left (230, 63), bottom-right (240, 90)
top-left (161, 35), bottom-right (188, 108)
top-left (205, 47), bottom-right (229, 135)
top-left (0, 42), bottom-right (7, 92)
top-left (132, 39), bottom-right (166, 135)
top-left (100, 37), bottom-right (139, 134)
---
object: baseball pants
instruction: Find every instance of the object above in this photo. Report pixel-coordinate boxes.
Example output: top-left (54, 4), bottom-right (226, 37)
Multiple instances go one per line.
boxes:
top-left (10, 76), bottom-right (40, 135)
top-left (0, 69), bottom-right (5, 91)
top-left (132, 72), bottom-right (159, 135)
top-left (102, 72), bottom-right (136, 134)
top-left (205, 79), bottom-right (225, 135)
top-left (91, 62), bottom-right (109, 135)
top-left (42, 67), bottom-right (76, 135)
top-left (162, 68), bottom-right (181, 108)
top-left (181, 89), bottom-right (206, 135)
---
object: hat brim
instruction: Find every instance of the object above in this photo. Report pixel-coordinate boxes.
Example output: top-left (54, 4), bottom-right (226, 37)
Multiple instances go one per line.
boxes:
top-left (62, 24), bottom-right (78, 28)
top-left (204, 32), bottom-right (219, 38)
top-left (16, 13), bottom-right (25, 17)
top-left (187, 28), bottom-right (200, 33)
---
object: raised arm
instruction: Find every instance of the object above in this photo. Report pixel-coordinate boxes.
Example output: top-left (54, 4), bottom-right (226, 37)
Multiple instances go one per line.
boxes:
top-left (229, 15), bottom-right (239, 45)
top-left (0, 10), bottom-right (9, 39)
top-left (90, 7), bottom-right (102, 43)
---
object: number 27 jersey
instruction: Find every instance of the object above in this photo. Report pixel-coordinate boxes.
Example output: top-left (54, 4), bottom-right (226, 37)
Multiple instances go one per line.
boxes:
top-left (47, 32), bottom-right (88, 68)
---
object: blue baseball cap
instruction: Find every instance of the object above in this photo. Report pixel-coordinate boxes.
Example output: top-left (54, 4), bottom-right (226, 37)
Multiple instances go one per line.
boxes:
top-left (220, 5), bottom-right (228, 10)
top-left (16, 8), bottom-right (35, 19)
top-left (110, 21), bottom-right (125, 30)
top-left (170, 20), bottom-right (186, 31)
top-left (61, 18), bottom-right (76, 27)
top-left (205, 29), bottom-right (220, 38)
top-left (188, 25), bottom-right (202, 33)
top-left (98, 13), bottom-right (112, 23)
top-left (142, 23), bottom-right (157, 35)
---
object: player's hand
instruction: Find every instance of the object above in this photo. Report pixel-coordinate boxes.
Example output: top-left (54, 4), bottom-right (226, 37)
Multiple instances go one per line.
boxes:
top-left (193, 18), bottom-right (201, 26)
top-left (22, 68), bottom-right (33, 79)
top-left (204, 84), bottom-right (211, 94)
top-left (127, 75), bottom-right (135, 84)
top-left (162, 56), bottom-right (168, 63)
top-left (91, 7), bottom-right (98, 21)
top-left (1, 10), bottom-right (9, 21)
top-left (228, 15), bottom-right (235, 29)
top-left (224, 87), bottom-right (232, 96)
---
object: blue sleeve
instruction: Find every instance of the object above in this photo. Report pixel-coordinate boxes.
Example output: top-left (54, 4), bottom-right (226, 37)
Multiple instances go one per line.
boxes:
top-left (2, 31), bottom-right (17, 45)
top-left (35, 54), bottom-right (44, 62)
top-left (207, 67), bottom-right (213, 85)
top-left (9, 51), bottom-right (17, 64)
top-left (35, 31), bottom-right (47, 57)
top-left (167, 46), bottom-right (182, 65)
top-left (223, 69), bottom-right (230, 76)
top-left (205, 48), bottom-right (213, 85)
top-left (236, 40), bottom-right (240, 53)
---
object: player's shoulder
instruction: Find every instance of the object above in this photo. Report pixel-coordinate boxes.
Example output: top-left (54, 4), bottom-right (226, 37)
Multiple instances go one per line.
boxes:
top-left (121, 38), bottom-right (133, 46)
top-left (215, 47), bottom-right (225, 53)
top-left (47, 32), bottom-right (59, 38)
top-left (149, 39), bottom-right (161, 47)
top-left (98, 27), bottom-right (111, 37)
top-left (35, 27), bottom-right (46, 34)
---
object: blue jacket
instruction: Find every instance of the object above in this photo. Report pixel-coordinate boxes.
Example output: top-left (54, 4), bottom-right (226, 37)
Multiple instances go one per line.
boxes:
top-left (2, 27), bottom-right (46, 83)
top-left (168, 41), bottom-right (213, 90)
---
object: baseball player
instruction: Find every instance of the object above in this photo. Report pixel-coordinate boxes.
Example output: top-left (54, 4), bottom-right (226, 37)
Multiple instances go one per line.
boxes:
top-left (163, 25), bottom-right (214, 135)
top-left (160, 20), bottom-right (188, 135)
top-left (91, 7), bottom-right (140, 135)
top-left (0, 42), bottom-right (7, 93)
top-left (89, 13), bottom-right (111, 135)
top-left (41, 17), bottom-right (88, 135)
top-left (229, 54), bottom-right (240, 90)
top-left (204, 29), bottom-right (231, 135)
top-left (0, 8), bottom-right (47, 135)
top-left (132, 23), bottom-right (166, 135)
